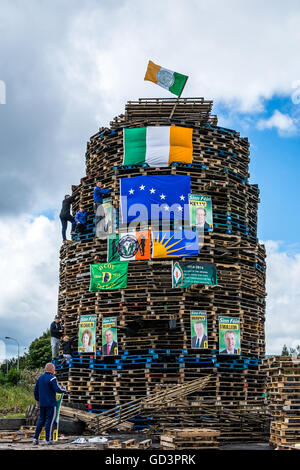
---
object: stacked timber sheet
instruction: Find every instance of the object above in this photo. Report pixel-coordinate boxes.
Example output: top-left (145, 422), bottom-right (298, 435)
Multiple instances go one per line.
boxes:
top-left (263, 356), bottom-right (300, 448)
top-left (160, 428), bottom-right (220, 450)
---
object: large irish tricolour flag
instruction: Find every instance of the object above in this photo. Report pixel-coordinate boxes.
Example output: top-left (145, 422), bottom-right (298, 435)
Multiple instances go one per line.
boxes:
top-left (123, 126), bottom-right (193, 167)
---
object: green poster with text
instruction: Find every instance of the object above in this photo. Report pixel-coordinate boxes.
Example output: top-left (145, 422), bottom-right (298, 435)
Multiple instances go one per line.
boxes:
top-left (172, 261), bottom-right (217, 288)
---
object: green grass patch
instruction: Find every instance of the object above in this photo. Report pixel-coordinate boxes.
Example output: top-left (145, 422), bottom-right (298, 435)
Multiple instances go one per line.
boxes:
top-left (0, 384), bottom-right (35, 415)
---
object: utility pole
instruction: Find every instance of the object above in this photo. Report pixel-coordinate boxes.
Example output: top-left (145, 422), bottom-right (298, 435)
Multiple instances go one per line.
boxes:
top-left (5, 336), bottom-right (20, 371)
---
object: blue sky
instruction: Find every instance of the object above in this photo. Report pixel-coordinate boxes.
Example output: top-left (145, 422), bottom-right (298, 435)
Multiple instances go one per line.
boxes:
top-left (216, 95), bottom-right (300, 248)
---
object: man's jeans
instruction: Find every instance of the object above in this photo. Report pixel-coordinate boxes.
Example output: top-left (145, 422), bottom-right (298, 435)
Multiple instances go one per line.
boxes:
top-left (60, 215), bottom-right (76, 241)
top-left (51, 337), bottom-right (60, 360)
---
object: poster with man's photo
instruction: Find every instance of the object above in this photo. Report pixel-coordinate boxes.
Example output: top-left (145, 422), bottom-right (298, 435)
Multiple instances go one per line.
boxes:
top-left (78, 314), bottom-right (97, 354)
top-left (96, 197), bottom-right (115, 238)
top-left (219, 316), bottom-right (241, 355)
top-left (102, 317), bottom-right (118, 356)
top-left (188, 194), bottom-right (213, 230)
top-left (190, 311), bottom-right (208, 349)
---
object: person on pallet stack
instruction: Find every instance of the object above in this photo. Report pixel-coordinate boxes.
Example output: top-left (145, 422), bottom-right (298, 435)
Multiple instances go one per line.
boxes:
top-left (61, 335), bottom-right (76, 363)
top-left (74, 205), bottom-right (87, 238)
top-left (59, 193), bottom-right (76, 242)
top-left (50, 315), bottom-right (63, 360)
top-left (33, 363), bottom-right (67, 445)
top-left (94, 181), bottom-right (111, 226)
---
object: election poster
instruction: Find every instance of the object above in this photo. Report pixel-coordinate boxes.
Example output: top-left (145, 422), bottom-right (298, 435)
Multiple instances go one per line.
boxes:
top-left (96, 197), bottom-right (115, 238)
top-left (219, 316), bottom-right (241, 355)
top-left (188, 194), bottom-right (213, 230)
top-left (190, 311), bottom-right (208, 349)
top-left (102, 317), bottom-right (118, 356)
top-left (78, 314), bottom-right (97, 354)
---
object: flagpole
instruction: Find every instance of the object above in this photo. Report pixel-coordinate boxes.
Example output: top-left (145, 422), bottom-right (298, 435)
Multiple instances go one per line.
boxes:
top-left (168, 77), bottom-right (188, 120)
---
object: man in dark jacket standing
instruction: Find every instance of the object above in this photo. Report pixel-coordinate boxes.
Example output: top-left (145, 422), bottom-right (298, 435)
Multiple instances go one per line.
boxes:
top-left (33, 363), bottom-right (66, 445)
top-left (50, 315), bottom-right (63, 360)
top-left (60, 194), bottom-right (76, 242)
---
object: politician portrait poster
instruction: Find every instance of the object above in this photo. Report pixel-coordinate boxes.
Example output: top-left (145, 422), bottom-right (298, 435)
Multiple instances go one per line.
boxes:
top-left (96, 197), bottom-right (115, 239)
top-left (78, 314), bottom-right (97, 354)
top-left (219, 316), bottom-right (241, 355)
top-left (190, 311), bottom-right (208, 349)
top-left (188, 194), bottom-right (213, 231)
top-left (102, 317), bottom-right (118, 356)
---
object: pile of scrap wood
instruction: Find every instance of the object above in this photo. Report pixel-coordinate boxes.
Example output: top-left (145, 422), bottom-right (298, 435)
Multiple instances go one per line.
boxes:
top-left (263, 356), bottom-right (300, 448)
top-left (160, 428), bottom-right (220, 450)
top-left (0, 426), bottom-right (36, 443)
top-left (59, 375), bottom-right (211, 434)
top-left (105, 438), bottom-right (152, 449)
top-left (87, 375), bottom-right (211, 434)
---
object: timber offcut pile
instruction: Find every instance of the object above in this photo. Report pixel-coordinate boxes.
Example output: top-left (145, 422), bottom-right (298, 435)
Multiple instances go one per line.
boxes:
top-left (55, 97), bottom-right (267, 442)
top-left (263, 356), bottom-right (300, 448)
top-left (160, 428), bottom-right (220, 450)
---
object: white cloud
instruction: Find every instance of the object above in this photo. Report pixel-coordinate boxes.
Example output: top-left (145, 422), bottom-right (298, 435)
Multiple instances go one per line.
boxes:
top-left (265, 240), bottom-right (300, 354)
top-left (0, 215), bottom-right (61, 354)
top-left (36, 0), bottom-right (300, 121)
top-left (257, 110), bottom-right (298, 135)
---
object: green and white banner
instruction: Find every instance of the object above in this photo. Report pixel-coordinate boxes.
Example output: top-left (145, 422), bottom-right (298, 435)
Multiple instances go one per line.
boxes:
top-left (90, 262), bottom-right (128, 291)
top-left (40, 393), bottom-right (64, 441)
top-left (219, 316), bottom-right (241, 355)
top-left (172, 261), bottom-right (217, 288)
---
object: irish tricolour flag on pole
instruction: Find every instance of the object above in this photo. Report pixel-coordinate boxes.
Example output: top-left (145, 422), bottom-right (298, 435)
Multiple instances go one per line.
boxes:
top-left (144, 60), bottom-right (188, 96)
top-left (123, 126), bottom-right (193, 167)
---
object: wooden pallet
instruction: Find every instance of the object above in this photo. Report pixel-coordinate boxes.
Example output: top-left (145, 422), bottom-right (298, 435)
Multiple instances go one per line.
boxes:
top-left (105, 439), bottom-right (152, 449)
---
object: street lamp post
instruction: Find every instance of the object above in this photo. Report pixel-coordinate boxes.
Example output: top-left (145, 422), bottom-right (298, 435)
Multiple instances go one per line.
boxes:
top-left (5, 336), bottom-right (20, 371)
top-left (0, 337), bottom-right (8, 373)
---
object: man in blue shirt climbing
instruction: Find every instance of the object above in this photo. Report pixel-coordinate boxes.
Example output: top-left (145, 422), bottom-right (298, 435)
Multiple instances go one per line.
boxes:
top-left (75, 206), bottom-right (88, 237)
top-left (33, 363), bottom-right (67, 445)
top-left (94, 181), bottom-right (111, 226)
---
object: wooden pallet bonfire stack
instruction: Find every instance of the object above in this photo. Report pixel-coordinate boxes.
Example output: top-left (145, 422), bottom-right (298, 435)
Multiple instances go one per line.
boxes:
top-left (55, 97), bottom-right (267, 442)
top-left (263, 356), bottom-right (300, 449)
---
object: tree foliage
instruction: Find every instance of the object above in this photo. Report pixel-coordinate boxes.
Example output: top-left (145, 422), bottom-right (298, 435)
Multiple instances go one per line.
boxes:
top-left (25, 330), bottom-right (52, 370)
top-left (281, 344), bottom-right (290, 356)
top-left (281, 344), bottom-right (300, 356)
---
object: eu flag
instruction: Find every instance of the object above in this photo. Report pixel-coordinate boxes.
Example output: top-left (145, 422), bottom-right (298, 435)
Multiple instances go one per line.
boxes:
top-left (120, 175), bottom-right (191, 224)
